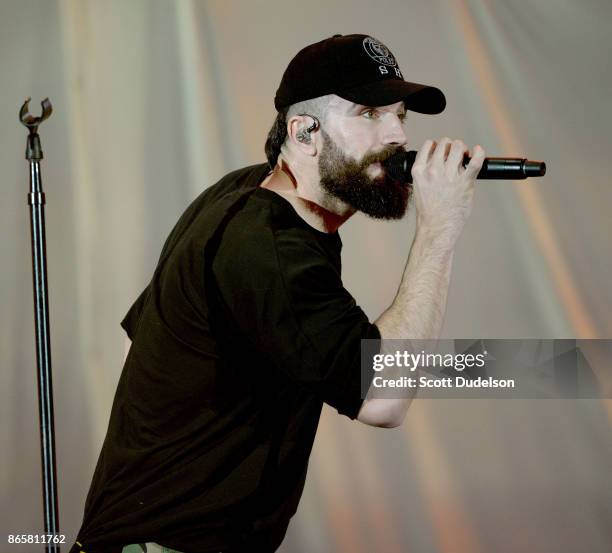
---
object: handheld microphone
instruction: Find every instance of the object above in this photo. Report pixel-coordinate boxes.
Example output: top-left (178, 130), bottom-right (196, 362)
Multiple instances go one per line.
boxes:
top-left (383, 150), bottom-right (546, 183)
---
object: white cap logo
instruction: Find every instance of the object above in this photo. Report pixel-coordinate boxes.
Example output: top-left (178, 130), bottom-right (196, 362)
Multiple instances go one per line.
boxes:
top-left (362, 37), bottom-right (397, 67)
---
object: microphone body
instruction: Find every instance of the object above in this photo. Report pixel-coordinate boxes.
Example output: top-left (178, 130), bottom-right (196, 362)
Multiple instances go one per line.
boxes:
top-left (383, 150), bottom-right (546, 183)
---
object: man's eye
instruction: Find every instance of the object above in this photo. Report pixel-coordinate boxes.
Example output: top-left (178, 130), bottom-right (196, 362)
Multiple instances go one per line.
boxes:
top-left (363, 109), bottom-right (379, 119)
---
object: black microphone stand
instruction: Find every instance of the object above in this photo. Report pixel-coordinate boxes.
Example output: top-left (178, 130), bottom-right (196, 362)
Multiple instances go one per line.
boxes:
top-left (19, 97), bottom-right (61, 552)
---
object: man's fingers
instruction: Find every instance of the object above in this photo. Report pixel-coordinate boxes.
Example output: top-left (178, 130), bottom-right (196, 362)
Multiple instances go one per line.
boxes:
top-left (413, 139), bottom-right (435, 170)
top-left (463, 145), bottom-right (486, 180)
top-left (446, 139), bottom-right (468, 174)
top-left (413, 139), bottom-right (486, 182)
top-left (431, 137), bottom-right (452, 167)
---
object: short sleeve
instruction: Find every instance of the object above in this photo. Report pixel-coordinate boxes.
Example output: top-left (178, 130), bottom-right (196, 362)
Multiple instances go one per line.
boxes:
top-left (120, 285), bottom-right (151, 340)
top-left (212, 216), bottom-right (378, 419)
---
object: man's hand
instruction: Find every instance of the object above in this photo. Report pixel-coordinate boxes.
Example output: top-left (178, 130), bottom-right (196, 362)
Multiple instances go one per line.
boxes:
top-left (411, 138), bottom-right (486, 246)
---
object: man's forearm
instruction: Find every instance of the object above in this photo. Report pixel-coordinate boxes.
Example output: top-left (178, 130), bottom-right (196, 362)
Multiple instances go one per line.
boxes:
top-left (375, 225), bottom-right (455, 340)
top-left (357, 227), bottom-right (456, 428)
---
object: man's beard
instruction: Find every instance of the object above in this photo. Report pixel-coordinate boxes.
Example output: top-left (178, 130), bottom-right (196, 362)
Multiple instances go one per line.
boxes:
top-left (318, 129), bottom-right (412, 220)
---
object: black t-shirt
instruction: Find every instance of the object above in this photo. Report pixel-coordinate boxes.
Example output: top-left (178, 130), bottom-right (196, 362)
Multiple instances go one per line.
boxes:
top-left (72, 164), bottom-right (379, 553)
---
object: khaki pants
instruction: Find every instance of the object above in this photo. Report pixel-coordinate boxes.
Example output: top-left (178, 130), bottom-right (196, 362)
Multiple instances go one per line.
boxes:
top-left (121, 544), bottom-right (184, 553)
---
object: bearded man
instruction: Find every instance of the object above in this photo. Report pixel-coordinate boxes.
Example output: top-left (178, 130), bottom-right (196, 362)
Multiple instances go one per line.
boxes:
top-left (71, 34), bottom-right (485, 553)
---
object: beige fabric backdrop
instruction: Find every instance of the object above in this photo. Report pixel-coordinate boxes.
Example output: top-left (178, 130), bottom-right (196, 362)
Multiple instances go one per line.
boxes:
top-left (1, 0), bottom-right (611, 551)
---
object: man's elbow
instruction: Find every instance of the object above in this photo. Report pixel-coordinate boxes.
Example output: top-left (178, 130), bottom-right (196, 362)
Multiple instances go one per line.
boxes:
top-left (356, 399), bottom-right (409, 428)
top-left (373, 416), bottom-right (403, 429)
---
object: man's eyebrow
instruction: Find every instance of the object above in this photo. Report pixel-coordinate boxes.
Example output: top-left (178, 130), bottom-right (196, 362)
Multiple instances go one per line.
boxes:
top-left (346, 104), bottom-right (392, 115)
top-left (346, 104), bottom-right (407, 116)
top-left (345, 103), bottom-right (368, 113)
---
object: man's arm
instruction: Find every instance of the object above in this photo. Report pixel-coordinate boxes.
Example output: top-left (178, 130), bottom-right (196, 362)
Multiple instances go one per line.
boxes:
top-left (357, 138), bottom-right (485, 428)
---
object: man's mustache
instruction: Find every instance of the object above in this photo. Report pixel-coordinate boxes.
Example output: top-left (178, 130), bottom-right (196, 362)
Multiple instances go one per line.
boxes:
top-left (358, 146), bottom-right (406, 168)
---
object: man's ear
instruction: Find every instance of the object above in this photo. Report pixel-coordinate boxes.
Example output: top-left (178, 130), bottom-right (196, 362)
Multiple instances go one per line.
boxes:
top-left (287, 114), bottom-right (319, 155)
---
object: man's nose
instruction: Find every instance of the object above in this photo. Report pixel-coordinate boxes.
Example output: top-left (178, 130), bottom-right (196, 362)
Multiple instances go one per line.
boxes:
top-left (381, 113), bottom-right (408, 147)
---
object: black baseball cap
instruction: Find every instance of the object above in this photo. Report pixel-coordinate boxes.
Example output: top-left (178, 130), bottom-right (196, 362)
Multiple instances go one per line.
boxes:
top-left (274, 34), bottom-right (446, 114)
